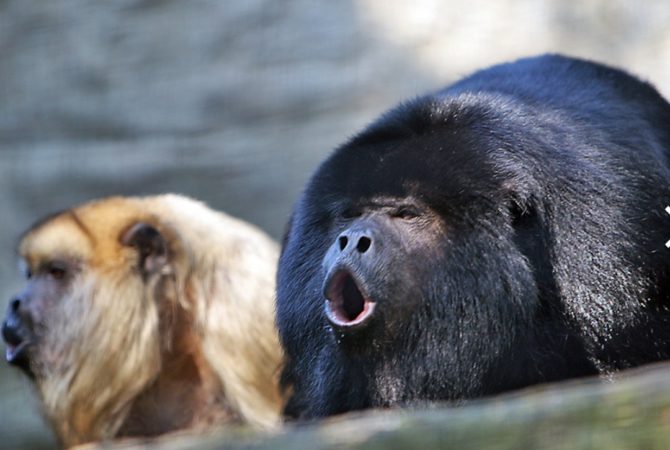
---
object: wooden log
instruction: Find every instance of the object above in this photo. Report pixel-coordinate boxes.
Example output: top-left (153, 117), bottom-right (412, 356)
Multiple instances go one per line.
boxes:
top-left (80, 361), bottom-right (670, 450)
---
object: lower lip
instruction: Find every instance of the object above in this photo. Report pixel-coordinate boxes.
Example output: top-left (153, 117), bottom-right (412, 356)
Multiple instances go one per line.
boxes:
top-left (6, 345), bottom-right (16, 362)
top-left (5, 342), bottom-right (27, 363)
top-left (325, 300), bottom-right (377, 328)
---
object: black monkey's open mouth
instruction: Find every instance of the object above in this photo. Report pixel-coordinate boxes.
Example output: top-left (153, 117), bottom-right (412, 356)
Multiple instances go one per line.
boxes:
top-left (324, 270), bottom-right (376, 329)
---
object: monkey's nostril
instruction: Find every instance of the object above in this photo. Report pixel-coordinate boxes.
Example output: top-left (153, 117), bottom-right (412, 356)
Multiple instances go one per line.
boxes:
top-left (338, 236), bottom-right (348, 251)
top-left (10, 298), bottom-right (20, 313)
top-left (356, 236), bottom-right (371, 253)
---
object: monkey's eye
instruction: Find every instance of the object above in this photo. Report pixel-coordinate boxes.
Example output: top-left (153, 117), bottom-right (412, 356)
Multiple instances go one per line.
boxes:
top-left (392, 206), bottom-right (420, 220)
top-left (47, 265), bottom-right (67, 280)
top-left (25, 268), bottom-right (33, 280)
top-left (340, 207), bottom-right (362, 219)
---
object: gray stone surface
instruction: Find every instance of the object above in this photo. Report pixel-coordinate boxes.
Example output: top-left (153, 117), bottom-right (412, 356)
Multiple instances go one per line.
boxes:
top-left (1, 1), bottom-right (669, 448)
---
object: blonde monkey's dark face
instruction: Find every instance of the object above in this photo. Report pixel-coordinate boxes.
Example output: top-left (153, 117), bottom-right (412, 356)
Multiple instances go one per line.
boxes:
top-left (2, 204), bottom-right (166, 386)
top-left (3, 256), bottom-right (77, 378)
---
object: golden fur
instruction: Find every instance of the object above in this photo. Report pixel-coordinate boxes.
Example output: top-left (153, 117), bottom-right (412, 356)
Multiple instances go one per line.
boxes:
top-left (17, 194), bottom-right (283, 447)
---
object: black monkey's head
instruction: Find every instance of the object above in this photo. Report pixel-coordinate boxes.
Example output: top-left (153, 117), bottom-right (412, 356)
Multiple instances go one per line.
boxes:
top-left (277, 96), bottom-right (597, 418)
top-left (277, 54), bottom-right (670, 420)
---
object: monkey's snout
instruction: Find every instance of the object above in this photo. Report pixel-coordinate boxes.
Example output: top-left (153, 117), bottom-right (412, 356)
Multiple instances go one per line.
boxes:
top-left (2, 319), bottom-right (23, 346)
top-left (3, 297), bottom-right (25, 344)
top-left (2, 311), bottom-right (31, 372)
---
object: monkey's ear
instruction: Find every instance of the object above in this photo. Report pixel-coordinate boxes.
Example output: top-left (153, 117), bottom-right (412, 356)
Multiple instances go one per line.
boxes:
top-left (121, 223), bottom-right (169, 278)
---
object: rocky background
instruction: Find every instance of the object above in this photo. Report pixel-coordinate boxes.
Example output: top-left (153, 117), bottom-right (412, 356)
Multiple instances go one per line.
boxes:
top-left (1, 1), bottom-right (669, 448)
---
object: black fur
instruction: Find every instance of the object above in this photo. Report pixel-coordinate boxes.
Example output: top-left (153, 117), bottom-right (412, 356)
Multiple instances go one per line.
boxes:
top-left (276, 54), bottom-right (670, 419)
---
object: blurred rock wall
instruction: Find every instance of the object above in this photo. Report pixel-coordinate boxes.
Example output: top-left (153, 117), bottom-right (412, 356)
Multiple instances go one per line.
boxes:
top-left (1, 0), bottom-right (669, 448)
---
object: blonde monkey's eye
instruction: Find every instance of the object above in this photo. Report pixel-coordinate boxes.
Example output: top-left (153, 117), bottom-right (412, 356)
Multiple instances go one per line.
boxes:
top-left (50, 267), bottom-right (66, 280)
top-left (46, 263), bottom-right (67, 280)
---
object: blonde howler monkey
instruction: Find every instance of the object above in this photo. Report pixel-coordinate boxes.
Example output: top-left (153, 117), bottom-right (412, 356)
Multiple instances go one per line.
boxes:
top-left (2, 195), bottom-right (283, 447)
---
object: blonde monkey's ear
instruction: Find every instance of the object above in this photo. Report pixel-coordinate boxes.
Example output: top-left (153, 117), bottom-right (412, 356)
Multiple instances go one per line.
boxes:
top-left (121, 223), bottom-right (169, 279)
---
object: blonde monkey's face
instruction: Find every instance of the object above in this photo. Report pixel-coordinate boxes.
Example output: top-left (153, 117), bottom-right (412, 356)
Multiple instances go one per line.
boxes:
top-left (1, 195), bottom-right (283, 447)
top-left (3, 208), bottom-right (166, 384)
top-left (1, 202), bottom-right (174, 446)
top-left (3, 254), bottom-right (79, 378)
